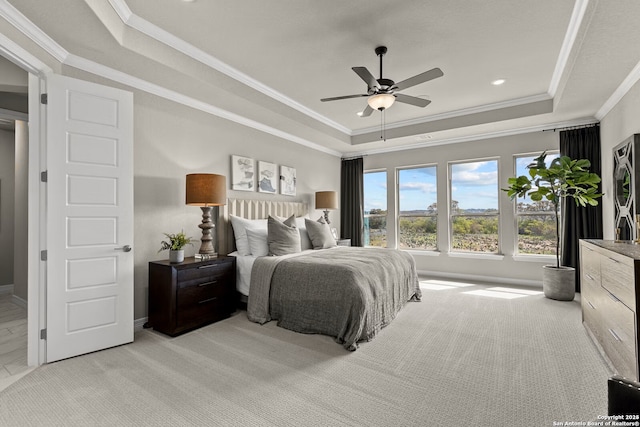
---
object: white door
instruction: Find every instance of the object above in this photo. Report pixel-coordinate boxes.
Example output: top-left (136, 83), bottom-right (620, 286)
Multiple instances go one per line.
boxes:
top-left (45, 74), bottom-right (134, 363)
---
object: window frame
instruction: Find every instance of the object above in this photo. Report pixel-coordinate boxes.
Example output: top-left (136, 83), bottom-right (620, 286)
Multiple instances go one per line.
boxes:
top-left (396, 163), bottom-right (438, 251)
top-left (363, 169), bottom-right (388, 248)
top-left (448, 157), bottom-right (501, 254)
top-left (512, 150), bottom-right (560, 257)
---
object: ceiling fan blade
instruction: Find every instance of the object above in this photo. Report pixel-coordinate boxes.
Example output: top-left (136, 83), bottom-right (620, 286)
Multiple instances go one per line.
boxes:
top-left (320, 94), bottom-right (368, 102)
top-left (352, 67), bottom-right (380, 90)
top-left (360, 104), bottom-right (374, 117)
top-left (394, 93), bottom-right (431, 108)
top-left (394, 68), bottom-right (443, 91)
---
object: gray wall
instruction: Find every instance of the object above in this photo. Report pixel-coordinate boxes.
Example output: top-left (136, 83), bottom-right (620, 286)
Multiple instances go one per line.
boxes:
top-left (601, 78), bottom-right (640, 240)
top-left (364, 131), bottom-right (559, 285)
top-left (0, 128), bottom-right (15, 286)
top-left (13, 120), bottom-right (28, 301)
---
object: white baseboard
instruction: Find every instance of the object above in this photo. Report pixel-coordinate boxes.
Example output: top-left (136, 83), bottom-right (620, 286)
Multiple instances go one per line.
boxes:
top-left (0, 284), bottom-right (14, 295)
top-left (134, 317), bottom-right (148, 332)
top-left (11, 294), bottom-right (27, 309)
top-left (417, 270), bottom-right (543, 288)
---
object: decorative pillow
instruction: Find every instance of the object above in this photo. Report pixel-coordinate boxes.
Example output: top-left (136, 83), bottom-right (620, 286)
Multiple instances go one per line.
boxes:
top-left (295, 215), bottom-right (313, 250)
top-left (246, 228), bottom-right (269, 257)
top-left (268, 215), bottom-right (301, 256)
top-left (305, 218), bottom-right (337, 249)
top-left (230, 215), bottom-right (267, 256)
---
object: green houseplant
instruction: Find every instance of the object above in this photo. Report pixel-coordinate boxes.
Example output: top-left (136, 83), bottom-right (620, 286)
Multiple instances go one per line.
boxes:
top-left (159, 231), bottom-right (194, 263)
top-left (503, 151), bottom-right (602, 300)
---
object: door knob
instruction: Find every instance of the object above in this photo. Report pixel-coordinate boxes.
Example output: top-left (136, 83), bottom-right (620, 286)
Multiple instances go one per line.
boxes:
top-left (115, 245), bottom-right (132, 252)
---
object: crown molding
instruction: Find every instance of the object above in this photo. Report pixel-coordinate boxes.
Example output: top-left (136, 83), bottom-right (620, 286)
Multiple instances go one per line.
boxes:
top-left (0, 0), bottom-right (68, 63)
top-left (108, 0), bottom-right (351, 136)
top-left (596, 58), bottom-right (640, 120)
top-left (64, 54), bottom-right (342, 157)
top-left (0, 30), bottom-right (51, 76)
top-left (351, 93), bottom-right (552, 136)
top-left (346, 117), bottom-right (598, 158)
top-left (548, 0), bottom-right (589, 97)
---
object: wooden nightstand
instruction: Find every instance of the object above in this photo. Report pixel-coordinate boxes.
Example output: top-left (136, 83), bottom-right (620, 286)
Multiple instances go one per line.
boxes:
top-left (337, 239), bottom-right (351, 246)
top-left (147, 256), bottom-right (236, 336)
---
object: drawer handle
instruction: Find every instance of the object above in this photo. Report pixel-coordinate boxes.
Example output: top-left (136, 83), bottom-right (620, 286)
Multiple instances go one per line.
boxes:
top-left (585, 274), bottom-right (595, 281)
top-left (198, 264), bottom-right (222, 270)
top-left (198, 280), bottom-right (217, 287)
top-left (608, 328), bottom-right (622, 342)
top-left (608, 257), bottom-right (620, 264)
top-left (608, 293), bottom-right (620, 303)
top-left (198, 297), bottom-right (218, 304)
top-left (587, 301), bottom-right (596, 310)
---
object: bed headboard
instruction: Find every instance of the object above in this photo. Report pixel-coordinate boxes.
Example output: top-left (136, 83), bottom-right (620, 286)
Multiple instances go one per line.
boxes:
top-left (218, 198), bottom-right (308, 255)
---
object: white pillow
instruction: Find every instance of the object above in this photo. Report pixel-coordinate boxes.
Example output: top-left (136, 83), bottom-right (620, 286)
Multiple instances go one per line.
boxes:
top-left (246, 228), bottom-right (269, 257)
top-left (229, 215), bottom-right (267, 256)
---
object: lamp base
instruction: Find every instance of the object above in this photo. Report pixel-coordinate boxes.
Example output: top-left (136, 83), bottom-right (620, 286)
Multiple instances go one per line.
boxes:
top-left (323, 209), bottom-right (331, 224)
top-left (198, 206), bottom-right (217, 255)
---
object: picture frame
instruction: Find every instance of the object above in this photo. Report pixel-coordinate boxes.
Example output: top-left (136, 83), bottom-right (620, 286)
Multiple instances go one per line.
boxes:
top-left (258, 161), bottom-right (277, 194)
top-left (231, 155), bottom-right (255, 191)
top-left (280, 165), bottom-right (296, 196)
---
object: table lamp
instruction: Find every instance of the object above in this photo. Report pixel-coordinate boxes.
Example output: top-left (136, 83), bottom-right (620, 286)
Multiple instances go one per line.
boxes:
top-left (315, 191), bottom-right (338, 224)
top-left (186, 173), bottom-right (226, 257)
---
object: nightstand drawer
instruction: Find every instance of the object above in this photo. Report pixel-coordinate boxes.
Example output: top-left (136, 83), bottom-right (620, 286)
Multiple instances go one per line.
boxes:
top-left (177, 260), bottom-right (234, 284)
top-left (177, 296), bottom-right (227, 331)
top-left (177, 279), bottom-right (230, 309)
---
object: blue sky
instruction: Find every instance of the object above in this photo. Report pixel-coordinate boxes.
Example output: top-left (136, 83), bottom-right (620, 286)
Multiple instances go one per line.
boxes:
top-left (364, 161), bottom-right (500, 212)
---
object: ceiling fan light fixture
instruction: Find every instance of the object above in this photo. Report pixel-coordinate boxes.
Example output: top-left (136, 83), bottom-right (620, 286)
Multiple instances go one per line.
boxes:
top-left (368, 93), bottom-right (395, 111)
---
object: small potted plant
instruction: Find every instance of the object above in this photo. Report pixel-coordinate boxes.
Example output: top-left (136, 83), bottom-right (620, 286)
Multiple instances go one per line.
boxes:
top-left (159, 231), bottom-right (194, 263)
top-left (503, 151), bottom-right (602, 300)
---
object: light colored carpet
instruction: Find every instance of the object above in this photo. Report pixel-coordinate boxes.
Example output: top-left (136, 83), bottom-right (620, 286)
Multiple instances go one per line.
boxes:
top-left (0, 281), bottom-right (612, 426)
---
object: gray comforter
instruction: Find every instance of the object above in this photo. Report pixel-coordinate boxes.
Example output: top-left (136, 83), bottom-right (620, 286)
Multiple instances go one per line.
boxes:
top-left (247, 246), bottom-right (421, 350)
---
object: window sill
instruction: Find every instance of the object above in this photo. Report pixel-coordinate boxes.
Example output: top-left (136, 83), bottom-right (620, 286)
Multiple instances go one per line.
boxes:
top-left (404, 249), bottom-right (441, 257)
top-left (447, 252), bottom-right (505, 261)
top-left (513, 254), bottom-right (556, 263)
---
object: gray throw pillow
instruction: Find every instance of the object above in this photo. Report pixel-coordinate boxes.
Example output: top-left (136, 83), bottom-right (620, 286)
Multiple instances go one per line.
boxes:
top-left (305, 218), bottom-right (337, 249)
top-left (268, 215), bottom-right (301, 255)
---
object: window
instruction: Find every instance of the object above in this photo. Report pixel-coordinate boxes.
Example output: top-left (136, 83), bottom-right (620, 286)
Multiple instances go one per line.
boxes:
top-left (450, 160), bottom-right (499, 253)
top-left (364, 170), bottom-right (387, 247)
top-left (398, 166), bottom-right (437, 250)
top-left (514, 153), bottom-right (560, 255)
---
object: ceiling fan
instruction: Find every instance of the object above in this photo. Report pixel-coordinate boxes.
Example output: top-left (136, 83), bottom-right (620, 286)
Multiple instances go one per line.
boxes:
top-left (320, 46), bottom-right (444, 117)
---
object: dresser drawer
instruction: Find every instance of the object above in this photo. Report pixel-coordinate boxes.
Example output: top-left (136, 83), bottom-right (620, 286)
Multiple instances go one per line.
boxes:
top-left (601, 254), bottom-right (635, 311)
top-left (581, 244), bottom-right (601, 285)
top-left (599, 288), bottom-right (637, 379)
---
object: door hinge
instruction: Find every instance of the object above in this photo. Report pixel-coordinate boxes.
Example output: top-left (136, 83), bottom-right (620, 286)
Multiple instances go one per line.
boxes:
top-left (40, 93), bottom-right (48, 104)
top-left (40, 250), bottom-right (47, 261)
top-left (40, 170), bottom-right (47, 182)
top-left (40, 329), bottom-right (47, 340)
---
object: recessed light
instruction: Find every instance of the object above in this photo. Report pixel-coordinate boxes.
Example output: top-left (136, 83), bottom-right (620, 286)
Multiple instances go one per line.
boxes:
top-left (356, 111), bottom-right (364, 117)
top-left (492, 79), bottom-right (506, 86)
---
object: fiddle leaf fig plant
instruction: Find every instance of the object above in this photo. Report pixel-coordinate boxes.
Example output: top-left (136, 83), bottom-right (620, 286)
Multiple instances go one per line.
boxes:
top-left (158, 231), bottom-right (194, 252)
top-left (503, 151), bottom-right (602, 269)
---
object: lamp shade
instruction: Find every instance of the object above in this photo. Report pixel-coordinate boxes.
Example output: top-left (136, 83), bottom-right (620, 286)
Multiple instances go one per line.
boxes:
top-left (315, 191), bottom-right (338, 210)
top-left (367, 93), bottom-right (395, 111)
top-left (186, 173), bottom-right (226, 206)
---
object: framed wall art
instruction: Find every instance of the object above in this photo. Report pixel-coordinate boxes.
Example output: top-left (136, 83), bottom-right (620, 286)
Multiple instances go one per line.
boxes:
top-left (231, 155), bottom-right (255, 191)
top-left (280, 165), bottom-right (296, 196)
top-left (258, 161), bottom-right (277, 194)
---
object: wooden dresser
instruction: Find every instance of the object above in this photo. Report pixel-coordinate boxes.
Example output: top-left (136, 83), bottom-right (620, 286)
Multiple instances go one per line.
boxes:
top-left (580, 240), bottom-right (640, 381)
top-left (148, 256), bottom-right (236, 336)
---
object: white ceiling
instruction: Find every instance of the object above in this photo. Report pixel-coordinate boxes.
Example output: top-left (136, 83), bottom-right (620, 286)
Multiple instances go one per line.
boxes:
top-left (6, 0), bottom-right (640, 155)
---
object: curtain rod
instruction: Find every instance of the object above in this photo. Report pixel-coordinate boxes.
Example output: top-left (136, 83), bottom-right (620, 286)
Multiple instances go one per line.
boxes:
top-left (341, 155), bottom-right (367, 161)
top-left (542, 122), bottom-right (599, 133)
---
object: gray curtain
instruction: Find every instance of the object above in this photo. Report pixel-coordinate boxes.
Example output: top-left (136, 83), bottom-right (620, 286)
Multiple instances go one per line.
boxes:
top-left (340, 157), bottom-right (364, 247)
top-left (560, 124), bottom-right (603, 292)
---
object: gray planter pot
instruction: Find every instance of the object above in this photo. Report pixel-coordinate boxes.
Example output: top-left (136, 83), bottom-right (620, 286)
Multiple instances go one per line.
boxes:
top-left (169, 249), bottom-right (184, 263)
top-left (542, 265), bottom-right (575, 301)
